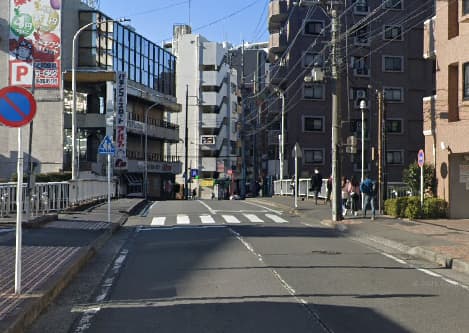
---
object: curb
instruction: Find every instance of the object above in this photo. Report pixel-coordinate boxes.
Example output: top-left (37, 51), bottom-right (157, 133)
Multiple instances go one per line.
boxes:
top-left (2, 213), bottom-right (129, 333)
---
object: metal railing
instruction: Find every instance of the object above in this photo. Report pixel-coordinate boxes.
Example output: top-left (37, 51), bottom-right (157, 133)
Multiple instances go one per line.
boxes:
top-left (0, 179), bottom-right (116, 217)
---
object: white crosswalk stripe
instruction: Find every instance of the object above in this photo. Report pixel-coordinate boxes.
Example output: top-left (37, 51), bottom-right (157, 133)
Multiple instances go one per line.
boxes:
top-left (200, 215), bottom-right (215, 224)
top-left (222, 215), bottom-right (241, 224)
top-left (243, 214), bottom-right (264, 223)
top-left (266, 214), bottom-right (287, 223)
top-left (177, 214), bottom-right (190, 224)
top-left (151, 217), bottom-right (166, 226)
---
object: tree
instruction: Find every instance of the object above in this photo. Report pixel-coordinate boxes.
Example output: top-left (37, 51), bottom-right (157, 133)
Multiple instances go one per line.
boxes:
top-left (402, 161), bottom-right (435, 196)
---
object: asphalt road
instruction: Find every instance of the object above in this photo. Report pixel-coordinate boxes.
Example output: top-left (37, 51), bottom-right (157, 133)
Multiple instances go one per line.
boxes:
top-left (29, 199), bottom-right (469, 333)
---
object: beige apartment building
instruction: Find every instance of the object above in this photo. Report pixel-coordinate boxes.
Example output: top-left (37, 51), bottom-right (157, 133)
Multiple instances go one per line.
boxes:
top-left (423, 0), bottom-right (469, 218)
top-left (268, 0), bottom-right (434, 203)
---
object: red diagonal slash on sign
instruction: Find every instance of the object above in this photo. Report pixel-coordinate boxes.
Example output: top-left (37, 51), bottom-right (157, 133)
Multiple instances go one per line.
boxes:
top-left (0, 86), bottom-right (36, 128)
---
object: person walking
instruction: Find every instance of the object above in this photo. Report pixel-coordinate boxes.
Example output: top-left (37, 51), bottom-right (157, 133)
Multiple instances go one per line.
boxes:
top-left (360, 175), bottom-right (376, 220)
top-left (325, 174), bottom-right (333, 206)
top-left (348, 176), bottom-right (360, 216)
top-left (310, 168), bottom-right (323, 205)
top-left (341, 176), bottom-right (350, 216)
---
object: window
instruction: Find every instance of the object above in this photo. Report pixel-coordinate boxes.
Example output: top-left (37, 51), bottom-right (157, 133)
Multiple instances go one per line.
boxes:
top-left (350, 88), bottom-right (367, 107)
top-left (383, 56), bottom-right (403, 72)
top-left (304, 21), bottom-right (324, 35)
top-left (465, 0), bottom-right (469, 15)
top-left (384, 25), bottom-right (403, 40)
top-left (349, 119), bottom-right (369, 138)
top-left (384, 0), bottom-right (403, 10)
top-left (386, 150), bottom-right (404, 165)
top-left (352, 0), bottom-right (369, 14)
top-left (354, 25), bottom-right (369, 45)
top-left (303, 116), bottom-right (324, 132)
top-left (304, 149), bottom-right (324, 164)
top-left (464, 62), bottom-right (469, 99)
top-left (386, 119), bottom-right (403, 133)
top-left (304, 83), bottom-right (324, 100)
top-left (352, 56), bottom-right (369, 76)
top-left (303, 52), bottom-right (323, 68)
top-left (384, 87), bottom-right (403, 102)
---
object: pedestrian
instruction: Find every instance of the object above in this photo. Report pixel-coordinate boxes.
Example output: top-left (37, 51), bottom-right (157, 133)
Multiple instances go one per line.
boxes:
top-left (360, 174), bottom-right (376, 220)
top-left (341, 176), bottom-right (350, 216)
top-left (326, 174), bottom-right (332, 206)
top-left (192, 188), bottom-right (197, 200)
top-left (310, 168), bottom-right (323, 205)
top-left (347, 176), bottom-right (360, 216)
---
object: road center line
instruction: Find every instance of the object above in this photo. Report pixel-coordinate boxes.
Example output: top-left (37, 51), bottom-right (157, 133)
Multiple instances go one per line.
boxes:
top-left (198, 200), bottom-right (216, 215)
top-left (244, 201), bottom-right (283, 215)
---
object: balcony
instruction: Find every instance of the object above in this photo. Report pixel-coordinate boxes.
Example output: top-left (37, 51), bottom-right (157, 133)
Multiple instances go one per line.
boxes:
top-left (269, 31), bottom-right (287, 56)
top-left (423, 17), bottom-right (436, 59)
top-left (126, 154), bottom-right (182, 174)
top-left (268, 0), bottom-right (288, 33)
top-left (127, 119), bottom-right (180, 143)
top-left (267, 63), bottom-right (288, 86)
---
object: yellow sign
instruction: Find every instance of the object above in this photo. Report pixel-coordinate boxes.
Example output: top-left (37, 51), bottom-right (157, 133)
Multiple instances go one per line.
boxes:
top-left (200, 178), bottom-right (214, 187)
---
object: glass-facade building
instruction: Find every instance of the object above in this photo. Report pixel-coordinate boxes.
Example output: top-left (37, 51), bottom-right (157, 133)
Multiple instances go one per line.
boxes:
top-left (78, 11), bottom-right (176, 97)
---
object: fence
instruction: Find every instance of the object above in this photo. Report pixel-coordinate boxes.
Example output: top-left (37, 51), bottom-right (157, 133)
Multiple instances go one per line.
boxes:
top-left (0, 179), bottom-right (116, 217)
top-left (273, 179), bottom-right (410, 200)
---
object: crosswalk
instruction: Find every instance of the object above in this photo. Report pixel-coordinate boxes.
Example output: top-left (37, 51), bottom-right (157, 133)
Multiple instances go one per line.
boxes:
top-left (150, 213), bottom-right (288, 226)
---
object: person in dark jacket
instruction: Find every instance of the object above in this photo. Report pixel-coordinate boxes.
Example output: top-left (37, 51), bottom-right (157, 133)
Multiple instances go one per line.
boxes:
top-left (360, 175), bottom-right (376, 220)
top-left (310, 168), bottom-right (323, 205)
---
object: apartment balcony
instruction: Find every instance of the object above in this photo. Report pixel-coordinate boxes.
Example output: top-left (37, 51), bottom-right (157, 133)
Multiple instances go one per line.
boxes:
top-left (423, 17), bottom-right (436, 59)
top-left (127, 119), bottom-right (180, 143)
top-left (64, 113), bottom-right (106, 129)
top-left (422, 95), bottom-right (436, 136)
top-left (269, 31), bottom-right (287, 56)
top-left (126, 154), bottom-right (182, 174)
top-left (267, 63), bottom-right (288, 86)
top-left (268, 0), bottom-right (288, 33)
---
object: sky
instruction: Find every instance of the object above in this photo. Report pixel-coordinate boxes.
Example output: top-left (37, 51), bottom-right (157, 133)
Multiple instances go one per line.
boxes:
top-left (98, 0), bottom-right (269, 47)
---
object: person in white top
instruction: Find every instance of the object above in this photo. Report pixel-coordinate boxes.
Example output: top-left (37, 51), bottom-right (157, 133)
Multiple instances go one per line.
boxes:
top-left (341, 176), bottom-right (350, 216)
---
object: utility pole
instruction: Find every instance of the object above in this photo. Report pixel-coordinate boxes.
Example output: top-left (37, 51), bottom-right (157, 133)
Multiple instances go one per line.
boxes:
top-left (184, 85), bottom-right (189, 200)
top-left (240, 41), bottom-right (247, 198)
top-left (331, 9), bottom-right (342, 222)
top-left (377, 90), bottom-right (384, 213)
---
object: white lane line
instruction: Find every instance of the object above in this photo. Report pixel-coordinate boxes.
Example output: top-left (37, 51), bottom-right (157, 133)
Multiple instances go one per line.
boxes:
top-left (177, 215), bottom-right (190, 225)
top-left (150, 201), bottom-right (159, 210)
top-left (151, 217), bottom-right (166, 226)
top-left (381, 252), bottom-right (407, 265)
top-left (417, 268), bottom-right (442, 278)
top-left (266, 214), bottom-right (288, 223)
top-left (200, 215), bottom-right (215, 224)
top-left (442, 278), bottom-right (460, 286)
top-left (222, 215), bottom-right (241, 224)
top-left (198, 200), bottom-right (216, 215)
top-left (245, 201), bottom-right (283, 215)
top-left (243, 214), bottom-right (264, 223)
top-left (138, 225), bottom-right (226, 231)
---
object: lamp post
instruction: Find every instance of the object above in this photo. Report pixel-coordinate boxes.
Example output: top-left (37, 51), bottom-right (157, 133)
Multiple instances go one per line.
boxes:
top-left (71, 17), bottom-right (129, 180)
top-left (360, 99), bottom-right (367, 210)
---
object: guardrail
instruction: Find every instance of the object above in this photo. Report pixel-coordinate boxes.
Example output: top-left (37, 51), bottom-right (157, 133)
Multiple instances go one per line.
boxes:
top-left (0, 179), bottom-right (116, 217)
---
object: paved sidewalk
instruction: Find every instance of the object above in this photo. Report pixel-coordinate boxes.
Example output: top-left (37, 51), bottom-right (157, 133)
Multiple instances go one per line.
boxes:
top-left (249, 196), bottom-right (469, 276)
top-left (0, 198), bottom-right (145, 333)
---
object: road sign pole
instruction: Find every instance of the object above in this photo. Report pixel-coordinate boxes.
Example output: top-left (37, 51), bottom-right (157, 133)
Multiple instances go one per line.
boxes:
top-left (420, 164), bottom-right (424, 207)
top-left (107, 153), bottom-right (111, 223)
top-left (15, 128), bottom-right (23, 294)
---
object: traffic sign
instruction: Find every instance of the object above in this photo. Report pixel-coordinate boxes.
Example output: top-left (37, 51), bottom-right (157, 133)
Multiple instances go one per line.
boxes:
top-left (98, 135), bottom-right (116, 155)
top-left (418, 149), bottom-right (425, 167)
top-left (0, 86), bottom-right (36, 128)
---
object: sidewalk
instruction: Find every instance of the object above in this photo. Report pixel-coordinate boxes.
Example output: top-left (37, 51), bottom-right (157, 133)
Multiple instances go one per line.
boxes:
top-left (250, 196), bottom-right (469, 276)
top-left (0, 198), bottom-right (145, 333)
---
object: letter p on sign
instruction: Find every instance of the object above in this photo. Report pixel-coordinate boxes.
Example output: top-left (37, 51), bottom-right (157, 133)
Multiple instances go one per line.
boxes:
top-left (9, 61), bottom-right (33, 87)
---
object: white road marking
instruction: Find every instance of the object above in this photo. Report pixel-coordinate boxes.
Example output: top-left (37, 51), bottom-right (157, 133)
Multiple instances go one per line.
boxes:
top-left (382, 252), bottom-right (407, 265)
top-left (150, 201), bottom-right (159, 210)
top-left (222, 215), bottom-right (241, 224)
top-left (151, 217), bottom-right (166, 226)
top-left (200, 215), bottom-right (215, 224)
top-left (245, 201), bottom-right (283, 214)
top-left (177, 215), bottom-right (190, 224)
top-left (417, 268), bottom-right (442, 278)
top-left (243, 214), bottom-right (263, 223)
top-left (198, 201), bottom-right (216, 215)
top-left (266, 214), bottom-right (287, 223)
top-left (442, 278), bottom-right (459, 286)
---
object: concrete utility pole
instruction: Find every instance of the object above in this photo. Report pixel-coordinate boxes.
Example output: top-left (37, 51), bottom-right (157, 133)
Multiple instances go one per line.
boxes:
top-left (377, 90), bottom-right (384, 212)
top-left (184, 85), bottom-right (189, 200)
top-left (331, 9), bottom-right (342, 222)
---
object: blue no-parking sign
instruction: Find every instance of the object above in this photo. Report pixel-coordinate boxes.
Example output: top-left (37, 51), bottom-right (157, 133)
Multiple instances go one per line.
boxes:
top-left (0, 86), bottom-right (36, 128)
top-left (418, 149), bottom-right (425, 167)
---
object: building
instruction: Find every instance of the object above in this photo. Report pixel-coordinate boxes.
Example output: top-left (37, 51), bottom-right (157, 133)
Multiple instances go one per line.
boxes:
top-left (267, 0), bottom-right (435, 198)
top-left (423, 0), bottom-right (469, 218)
top-left (1, 0), bottom-right (181, 198)
top-left (167, 25), bottom-right (239, 199)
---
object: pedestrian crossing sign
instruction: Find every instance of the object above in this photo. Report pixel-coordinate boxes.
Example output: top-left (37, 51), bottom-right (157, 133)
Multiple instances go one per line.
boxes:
top-left (98, 135), bottom-right (116, 155)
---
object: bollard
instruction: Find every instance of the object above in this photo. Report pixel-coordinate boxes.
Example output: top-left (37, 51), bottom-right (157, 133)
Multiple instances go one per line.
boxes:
top-left (41, 192), bottom-right (49, 215)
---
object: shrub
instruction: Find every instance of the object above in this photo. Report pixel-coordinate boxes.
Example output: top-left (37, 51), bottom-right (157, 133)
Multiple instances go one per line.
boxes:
top-left (395, 197), bottom-right (408, 218)
top-left (422, 197), bottom-right (448, 218)
top-left (404, 196), bottom-right (422, 219)
top-left (384, 198), bottom-right (399, 217)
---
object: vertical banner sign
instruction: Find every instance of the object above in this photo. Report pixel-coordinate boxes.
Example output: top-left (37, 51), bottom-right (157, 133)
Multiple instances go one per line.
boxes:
top-left (115, 72), bottom-right (128, 170)
top-left (9, 0), bottom-right (61, 88)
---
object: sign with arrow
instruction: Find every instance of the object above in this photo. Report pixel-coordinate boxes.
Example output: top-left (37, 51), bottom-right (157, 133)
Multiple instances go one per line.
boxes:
top-left (98, 135), bottom-right (115, 155)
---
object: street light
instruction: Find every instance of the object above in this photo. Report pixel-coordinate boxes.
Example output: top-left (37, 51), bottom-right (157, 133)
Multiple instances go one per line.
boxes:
top-left (71, 17), bottom-right (129, 180)
top-left (360, 99), bottom-right (367, 210)
top-left (144, 102), bottom-right (161, 200)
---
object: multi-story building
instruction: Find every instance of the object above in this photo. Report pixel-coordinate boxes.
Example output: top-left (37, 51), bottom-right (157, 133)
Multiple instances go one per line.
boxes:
top-left (168, 25), bottom-right (239, 199)
top-left (267, 0), bottom-right (435, 197)
top-left (423, 0), bottom-right (469, 218)
top-left (1, 0), bottom-right (181, 198)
